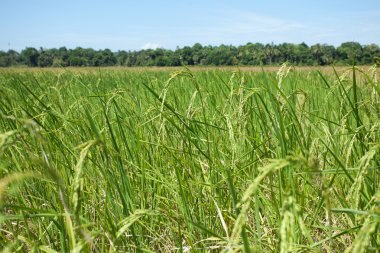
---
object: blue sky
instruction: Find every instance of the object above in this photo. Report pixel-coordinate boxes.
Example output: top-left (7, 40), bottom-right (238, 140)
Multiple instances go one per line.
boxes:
top-left (1, 0), bottom-right (379, 51)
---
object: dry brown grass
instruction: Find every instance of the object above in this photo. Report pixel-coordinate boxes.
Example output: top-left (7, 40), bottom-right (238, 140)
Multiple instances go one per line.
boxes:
top-left (0, 65), bottom-right (377, 74)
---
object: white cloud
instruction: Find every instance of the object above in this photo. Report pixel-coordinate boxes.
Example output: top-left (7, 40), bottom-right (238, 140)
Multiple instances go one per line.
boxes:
top-left (221, 11), bottom-right (305, 34)
top-left (157, 10), bottom-right (308, 47)
top-left (141, 42), bottom-right (161, 50)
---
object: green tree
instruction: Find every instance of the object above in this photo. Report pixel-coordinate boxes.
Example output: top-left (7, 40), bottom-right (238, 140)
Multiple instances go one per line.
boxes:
top-left (38, 48), bottom-right (54, 67)
top-left (1, 42), bottom-right (379, 68)
top-left (21, 47), bottom-right (39, 67)
top-left (337, 42), bottom-right (363, 64)
top-left (362, 44), bottom-right (380, 64)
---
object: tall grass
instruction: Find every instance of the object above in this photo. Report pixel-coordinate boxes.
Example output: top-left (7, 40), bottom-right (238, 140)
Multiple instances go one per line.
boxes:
top-left (0, 65), bottom-right (379, 252)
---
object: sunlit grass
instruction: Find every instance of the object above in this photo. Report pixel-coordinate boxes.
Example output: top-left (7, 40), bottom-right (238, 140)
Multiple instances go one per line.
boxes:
top-left (0, 64), bottom-right (379, 252)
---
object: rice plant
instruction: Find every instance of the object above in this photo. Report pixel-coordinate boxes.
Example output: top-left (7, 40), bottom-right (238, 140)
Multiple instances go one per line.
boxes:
top-left (0, 65), bottom-right (379, 252)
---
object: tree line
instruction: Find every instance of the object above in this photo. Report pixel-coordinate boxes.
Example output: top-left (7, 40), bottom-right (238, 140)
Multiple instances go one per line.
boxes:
top-left (1, 42), bottom-right (379, 67)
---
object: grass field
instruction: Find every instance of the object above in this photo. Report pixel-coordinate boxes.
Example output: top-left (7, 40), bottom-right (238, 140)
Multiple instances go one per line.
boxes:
top-left (0, 65), bottom-right (380, 252)
top-left (3, 65), bottom-right (376, 73)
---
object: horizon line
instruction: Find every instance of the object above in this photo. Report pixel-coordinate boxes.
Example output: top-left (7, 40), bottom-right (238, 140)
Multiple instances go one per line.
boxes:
top-left (2, 41), bottom-right (379, 53)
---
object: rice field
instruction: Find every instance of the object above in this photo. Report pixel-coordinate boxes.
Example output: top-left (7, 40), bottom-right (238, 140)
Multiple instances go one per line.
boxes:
top-left (0, 65), bottom-right (380, 252)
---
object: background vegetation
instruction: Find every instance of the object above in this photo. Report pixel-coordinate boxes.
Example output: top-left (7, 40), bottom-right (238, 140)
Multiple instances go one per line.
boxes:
top-left (1, 42), bottom-right (380, 67)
